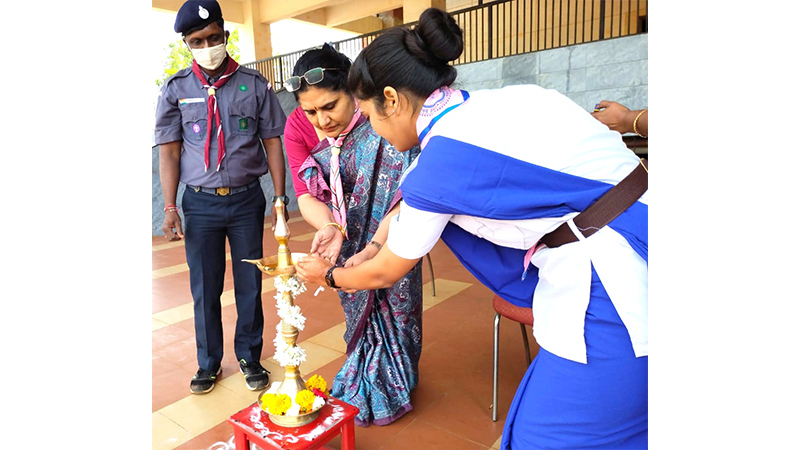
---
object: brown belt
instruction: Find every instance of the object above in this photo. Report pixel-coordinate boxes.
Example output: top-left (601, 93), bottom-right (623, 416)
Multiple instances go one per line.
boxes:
top-left (540, 158), bottom-right (648, 249)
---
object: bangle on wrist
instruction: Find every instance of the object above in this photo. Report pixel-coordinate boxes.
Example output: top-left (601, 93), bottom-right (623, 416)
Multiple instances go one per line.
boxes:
top-left (632, 109), bottom-right (647, 138)
top-left (164, 205), bottom-right (178, 213)
top-left (368, 240), bottom-right (383, 251)
top-left (323, 222), bottom-right (346, 237)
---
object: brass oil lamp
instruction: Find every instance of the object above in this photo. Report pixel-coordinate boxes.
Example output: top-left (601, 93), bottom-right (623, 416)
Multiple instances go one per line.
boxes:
top-left (243, 198), bottom-right (319, 427)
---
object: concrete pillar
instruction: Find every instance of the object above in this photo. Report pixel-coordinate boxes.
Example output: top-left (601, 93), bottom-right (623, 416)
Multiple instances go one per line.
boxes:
top-left (403, 0), bottom-right (446, 23)
top-left (239, 0), bottom-right (273, 62)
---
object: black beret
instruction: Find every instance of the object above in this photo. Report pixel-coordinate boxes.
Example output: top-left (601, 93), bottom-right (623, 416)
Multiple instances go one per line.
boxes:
top-left (174, 1), bottom-right (223, 35)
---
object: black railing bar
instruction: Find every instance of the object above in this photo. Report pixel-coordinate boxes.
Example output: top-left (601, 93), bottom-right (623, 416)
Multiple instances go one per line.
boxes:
top-left (470, 9), bottom-right (474, 62)
top-left (558, 0), bottom-right (562, 48)
top-left (488, 3), bottom-right (493, 59)
top-left (519, 0), bottom-right (523, 54)
top-left (561, 0), bottom-right (563, 46)
top-left (543, 0), bottom-right (547, 50)
top-left (514, 0), bottom-right (518, 56)
top-left (533, 0), bottom-right (537, 51)
top-left (538, 0), bottom-right (542, 51)
top-left (599, 0), bottom-right (605, 40)
top-left (550, 0), bottom-right (554, 49)
top-left (551, 0), bottom-right (555, 49)
top-left (582, 0), bottom-right (586, 43)
top-left (568, 0), bottom-right (572, 45)
top-left (504, 3), bottom-right (511, 56)
top-left (522, 0), bottom-right (527, 53)
top-left (628, 0), bottom-right (632, 35)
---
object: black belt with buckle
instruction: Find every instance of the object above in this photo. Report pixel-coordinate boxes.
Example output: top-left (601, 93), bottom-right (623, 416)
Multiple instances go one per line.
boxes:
top-left (186, 179), bottom-right (260, 196)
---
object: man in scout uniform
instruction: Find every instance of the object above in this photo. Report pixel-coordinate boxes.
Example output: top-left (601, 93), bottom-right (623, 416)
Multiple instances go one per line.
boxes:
top-left (155, 0), bottom-right (289, 394)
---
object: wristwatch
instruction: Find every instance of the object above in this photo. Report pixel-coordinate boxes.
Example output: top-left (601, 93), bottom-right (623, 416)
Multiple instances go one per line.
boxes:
top-left (272, 195), bottom-right (290, 206)
top-left (325, 266), bottom-right (340, 289)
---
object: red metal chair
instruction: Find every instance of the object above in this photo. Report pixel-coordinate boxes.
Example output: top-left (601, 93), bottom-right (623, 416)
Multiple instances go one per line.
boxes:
top-left (492, 294), bottom-right (533, 422)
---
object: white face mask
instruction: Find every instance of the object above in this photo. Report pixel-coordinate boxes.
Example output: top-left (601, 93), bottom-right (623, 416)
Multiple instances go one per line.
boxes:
top-left (190, 40), bottom-right (227, 70)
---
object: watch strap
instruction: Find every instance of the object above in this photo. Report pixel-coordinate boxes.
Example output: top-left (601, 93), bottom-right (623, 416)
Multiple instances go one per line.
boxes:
top-left (325, 266), bottom-right (340, 289)
top-left (272, 195), bottom-right (290, 206)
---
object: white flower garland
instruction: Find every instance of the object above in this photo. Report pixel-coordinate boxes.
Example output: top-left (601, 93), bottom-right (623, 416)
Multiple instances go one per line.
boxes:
top-left (274, 276), bottom-right (307, 298)
top-left (273, 323), bottom-right (307, 367)
top-left (275, 300), bottom-right (306, 330)
top-left (273, 275), bottom-right (309, 367)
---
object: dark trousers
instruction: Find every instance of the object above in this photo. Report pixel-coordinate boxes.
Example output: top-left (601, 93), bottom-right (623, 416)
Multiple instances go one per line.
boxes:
top-left (182, 184), bottom-right (267, 372)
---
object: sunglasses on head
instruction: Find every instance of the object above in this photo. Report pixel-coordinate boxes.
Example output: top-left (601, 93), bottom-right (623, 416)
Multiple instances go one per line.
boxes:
top-left (285, 67), bottom-right (341, 92)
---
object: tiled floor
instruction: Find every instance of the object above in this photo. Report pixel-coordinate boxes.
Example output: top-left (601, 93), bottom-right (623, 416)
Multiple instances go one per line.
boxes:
top-left (152, 213), bottom-right (539, 450)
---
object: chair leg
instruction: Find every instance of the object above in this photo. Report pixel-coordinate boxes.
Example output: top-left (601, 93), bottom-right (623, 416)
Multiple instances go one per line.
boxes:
top-left (426, 253), bottom-right (436, 296)
top-left (493, 312), bottom-right (500, 422)
top-left (519, 323), bottom-right (531, 366)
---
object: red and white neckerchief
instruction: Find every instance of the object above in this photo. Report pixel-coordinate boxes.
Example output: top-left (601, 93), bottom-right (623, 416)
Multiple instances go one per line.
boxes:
top-left (325, 108), bottom-right (362, 238)
top-left (191, 56), bottom-right (239, 172)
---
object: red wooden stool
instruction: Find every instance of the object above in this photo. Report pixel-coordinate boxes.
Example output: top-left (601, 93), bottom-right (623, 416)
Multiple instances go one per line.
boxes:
top-left (227, 397), bottom-right (359, 450)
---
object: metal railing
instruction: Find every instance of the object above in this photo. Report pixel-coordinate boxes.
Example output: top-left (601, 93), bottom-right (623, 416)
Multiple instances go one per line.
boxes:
top-left (245, 0), bottom-right (647, 91)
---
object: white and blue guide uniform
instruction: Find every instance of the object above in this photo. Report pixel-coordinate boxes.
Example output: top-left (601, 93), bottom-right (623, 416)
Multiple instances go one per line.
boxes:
top-left (386, 84), bottom-right (648, 449)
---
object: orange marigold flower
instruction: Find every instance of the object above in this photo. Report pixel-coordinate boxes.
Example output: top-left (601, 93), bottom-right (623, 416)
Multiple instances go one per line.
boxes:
top-left (306, 374), bottom-right (327, 392)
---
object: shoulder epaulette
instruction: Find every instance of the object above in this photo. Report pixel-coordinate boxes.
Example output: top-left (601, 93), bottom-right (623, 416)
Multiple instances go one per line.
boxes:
top-left (162, 67), bottom-right (194, 88)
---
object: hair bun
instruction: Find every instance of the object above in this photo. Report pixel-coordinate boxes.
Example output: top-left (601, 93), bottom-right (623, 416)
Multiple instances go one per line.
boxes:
top-left (415, 8), bottom-right (464, 63)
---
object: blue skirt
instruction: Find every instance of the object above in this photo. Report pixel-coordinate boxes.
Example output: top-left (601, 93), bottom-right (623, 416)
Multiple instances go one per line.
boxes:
top-left (501, 267), bottom-right (648, 449)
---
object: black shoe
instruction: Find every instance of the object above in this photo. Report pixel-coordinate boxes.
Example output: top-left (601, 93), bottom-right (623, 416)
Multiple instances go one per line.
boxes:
top-left (190, 367), bottom-right (221, 394)
top-left (239, 359), bottom-right (270, 391)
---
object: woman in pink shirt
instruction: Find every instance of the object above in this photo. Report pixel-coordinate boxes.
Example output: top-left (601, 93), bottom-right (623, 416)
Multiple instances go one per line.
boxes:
top-left (284, 105), bottom-right (323, 198)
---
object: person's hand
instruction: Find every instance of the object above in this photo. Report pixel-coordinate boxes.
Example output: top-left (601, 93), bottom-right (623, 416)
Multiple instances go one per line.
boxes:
top-left (270, 203), bottom-right (290, 231)
top-left (296, 254), bottom-right (334, 287)
top-left (344, 244), bottom-right (379, 268)
top-left (310, 225), bottom-right (344, 263)
top-left (161, 210), bottom-right (184, 241)
top-left (591, 100), bottom-right (632, 134)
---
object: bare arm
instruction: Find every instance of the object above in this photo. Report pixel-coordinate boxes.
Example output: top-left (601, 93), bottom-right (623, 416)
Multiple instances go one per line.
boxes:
top-left (371, 203), bottom-right (400, 246)
top-left (263, 137), bottom-right (287, 229)
top-left (296, 244), bottom-right (419, 291)
top-left (297, 193), bottom-right (336, 230)
top-left (343, 203), bottom-right (400, 267)
top-left (159, 141), bottom-right (184, 241)
top-left (591, 100), bottom-right (648, 137)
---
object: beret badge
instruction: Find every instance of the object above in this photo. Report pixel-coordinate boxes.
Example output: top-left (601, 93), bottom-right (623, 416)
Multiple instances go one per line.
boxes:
top-left (198, 5), bottom-right (210, 19)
